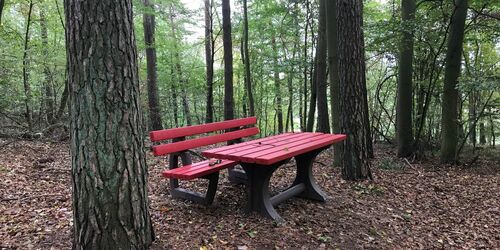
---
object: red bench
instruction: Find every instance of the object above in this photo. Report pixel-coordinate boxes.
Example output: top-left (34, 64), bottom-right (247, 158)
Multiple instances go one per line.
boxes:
top-left (149, 117), bottom-right (258, 204)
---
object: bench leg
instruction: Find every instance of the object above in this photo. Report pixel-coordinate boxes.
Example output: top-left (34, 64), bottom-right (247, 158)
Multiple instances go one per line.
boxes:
top-left (241, 163), bottom-right (283, 222)
top-left (228, 166), bottom-right (247, 185)
top-left (291, 147), bottom-right (329, 202)
top-left (168, 152), bottom-right (219, 205)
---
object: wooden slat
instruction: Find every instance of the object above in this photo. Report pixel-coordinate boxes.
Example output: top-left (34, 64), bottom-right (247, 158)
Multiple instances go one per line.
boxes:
top-left (150, 117), bottom-right (257, 142)
top-left (204, 133), bottom-right (323, 161)
top-left (254, 134), bottom-right (347, 165)
top-left (162, 160), bottom-right (237, 180)
top-left (152, 127), bottom-right (260, 156)
top-left (203, 133), bottom-right (302, 157)
top-left (202, 132), bottom-right (293, 155)
top-left (238, 133), bottom-right (331, 162)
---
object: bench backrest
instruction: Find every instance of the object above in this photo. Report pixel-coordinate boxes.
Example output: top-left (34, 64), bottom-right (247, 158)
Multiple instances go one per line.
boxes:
top-left (150, 117), bottom-right (259, 156)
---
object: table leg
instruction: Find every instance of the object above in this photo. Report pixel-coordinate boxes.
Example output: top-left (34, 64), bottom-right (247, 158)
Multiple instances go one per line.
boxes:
top-left (240, 162), bottom-right (284, 222)
top-left (291, 147), bottom-right (328, 202)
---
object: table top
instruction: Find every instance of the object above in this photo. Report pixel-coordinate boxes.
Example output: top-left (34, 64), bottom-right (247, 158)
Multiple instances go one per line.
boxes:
top-left (202, 132), bottom-right (346, 165)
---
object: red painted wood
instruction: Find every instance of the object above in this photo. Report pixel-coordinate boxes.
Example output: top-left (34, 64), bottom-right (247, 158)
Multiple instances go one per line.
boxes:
top-left (152, 127), bottom-right (260, 156)
top-left (202, 133), bottom-right (293, 155)
top-left (162, 159), bottom-right (237, 180)
top-left (204, 133), bottom-right (321, 161)
top-left (150, 116), bottom-right (257, 142)
top-left (254, 134), bottom-right (347, 165)
top-left (239, 133), bottom-right (331, 162)
top-left (200, 133), bottom-right (347, 165)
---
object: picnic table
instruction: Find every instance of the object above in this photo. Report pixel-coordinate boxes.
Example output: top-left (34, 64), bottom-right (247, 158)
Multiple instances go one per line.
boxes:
top-left (202, 132), bottom-right (346, 221)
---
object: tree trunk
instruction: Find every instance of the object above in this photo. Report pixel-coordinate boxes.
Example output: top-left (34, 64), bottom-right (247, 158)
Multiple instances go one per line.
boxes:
top-left (0, 0), bottom-right (4, 25)
top-left (337, 0), bottom-right (372, 180)
top-left (315, 0), bottom-right (330, 133)
top-left (22, 1), bottom-right (33, 131)
top-left (64, 0), bottom-right (154, 248)
top-left (396, 0), bottom-right (415, 157)
top-left (143, 0), bottom-right (163, 131)
top-left (301, 0), bottom-right (311, 132)
top-left (169, 6), bottom-right (191, 126)
top-left (440, 0), bottom-right (468, 163)
top-left (204, 0), bottom-right (214, 123)
top-left (306, 56), bottom-right (317, 132)
top-left (242, 0), bottom-right (255, 117)
top-left (222, 0), bottom-right (234, 121)
top-left (326, 0), bottom-right (342, 166)
top-left (479, 122), bottom-right (486, 145)
top-left (468, 91), bottom-right (476, 146)
top-left (40, 7), bottom-right (55, 125)
top-left (271, 36), bottom-right (283, 133)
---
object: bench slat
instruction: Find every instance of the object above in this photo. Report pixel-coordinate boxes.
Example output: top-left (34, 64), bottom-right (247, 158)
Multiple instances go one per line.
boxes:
top-left (152, 127), bottom-right (260, 156)
top-left (150, 117), bottom-right (257, 142)
top-left (162, 159), bottom-right (237, 180)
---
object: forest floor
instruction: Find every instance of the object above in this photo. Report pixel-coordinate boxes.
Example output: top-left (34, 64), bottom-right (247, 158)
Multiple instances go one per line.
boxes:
top-left (0, 139), bottom-right (499, 249)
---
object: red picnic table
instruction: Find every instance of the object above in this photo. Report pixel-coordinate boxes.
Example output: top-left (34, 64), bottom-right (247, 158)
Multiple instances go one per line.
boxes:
top-left (202, 132), bottom-right (346, 221)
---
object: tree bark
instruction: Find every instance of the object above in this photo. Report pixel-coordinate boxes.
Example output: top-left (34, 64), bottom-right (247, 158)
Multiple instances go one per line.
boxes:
top-left (326, 0), bottom-right (342, 166)
top-left (22, 1), bottom-right (33, 131)
top-left (222, 0), bottom-right (234, 121)
top-left (440, 0), bottom-right (468, 163)
top-left (143, 0), bottom-right (163, 131)
top-left (242, 0), bottom-right (255, 117)
top-left (40, 7), bottom-right (55, 125)
top-left (337, 0), bottom-right (372, 180)
top-left (315, 0), bottom-right (330, 133)
top-left (271, 36), bottom-right (283, 133)
top-left (204, 0), bottom-right (214, 123)
top-left (396, 0), bottom-right (415, 157)
top-left (64, 0), bottom-right (154, 248)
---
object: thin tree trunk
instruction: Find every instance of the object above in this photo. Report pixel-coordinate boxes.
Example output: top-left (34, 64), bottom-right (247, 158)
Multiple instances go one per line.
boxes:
top-left (22, 1), bottom-right (33, 131)
top-left (0, 0), bottom-right (4, 25)
top-left (315, 0), bottom-right (330, 133)
top-left (204, 0), bottom-right (214, 123)
top-left (143, 0), bottom-right (163, 131)
top-left (170, 65), bottom-right (179, 127)
top-left (306, 55), bottom-right (317, 132)
top-left (301, 0), bottom-right (310, 132)
top-left (326, 0), bottom-right (342, 166)
top-left (337, 0), bottom-right (372, 180)
top-left (222, 0), bottom-right (234, 121)
top-left (40, 7), bottom-right (55, 125)
top-left (271, 36), bottom-right (283, 133)
top-left (169, 6), bottom-right (191, 126)
top-left (242, 0), bottom-right (254, 117)
top-left (396, 0), bottom-right (415, 157)
top-left (65, 0), bottom-right (154, 247)
top-left (440, 0), bottom-right (468, 163)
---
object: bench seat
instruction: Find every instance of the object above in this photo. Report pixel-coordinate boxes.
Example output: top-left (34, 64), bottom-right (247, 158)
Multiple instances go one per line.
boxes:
top-left (162, 159), bottom-right (237, 180)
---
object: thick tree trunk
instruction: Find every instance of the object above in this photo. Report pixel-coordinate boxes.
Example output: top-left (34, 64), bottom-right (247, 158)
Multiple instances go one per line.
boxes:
top-left (143, 0), bottom-right (163, 131)
top-left (64, 0), bottom-right (154, 248)
top-left (440, 0), bottom-right (468, 163)
top-left (337, 0), bottom-right (372, 180)
top-left (315, 0), bottom-right (330, 133)
top-left (396, 0), bottom-right (415, 157)
top-left (40, 7), bottom-right (55, 125)
top-left (242, 0), bottom-right (255, 117)
top-left (222, 0), bottom-right (234, 121)
top-left (326, 0), bottom-right (342, 166)
top-left (23, 1), bottom-right (33, 131)
top-left (271, 36), bottom-right (283, 133)
top-left (204, 0), bottom-right (214, 123)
